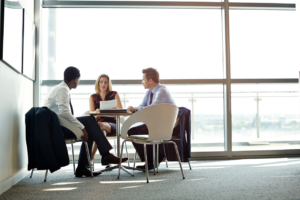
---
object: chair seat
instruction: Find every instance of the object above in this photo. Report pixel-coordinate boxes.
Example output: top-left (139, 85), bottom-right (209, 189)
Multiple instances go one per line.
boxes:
top-left (106, 134), bottom-right (119, 139)
top-left (127, 135), bottom-right (149, 141)
top-left (65, 137), bottom-right (77, 144)
top-left (171, 135), bottom-right (180, 140)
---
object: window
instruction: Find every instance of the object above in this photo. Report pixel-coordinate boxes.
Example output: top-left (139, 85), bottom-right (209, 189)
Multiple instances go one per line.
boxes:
top-left (230, 10), bottom-right (300, 78)
top-left (42, 8), bottom-right (224, 80)
top-left (232, 83), bottom-right (300, 151)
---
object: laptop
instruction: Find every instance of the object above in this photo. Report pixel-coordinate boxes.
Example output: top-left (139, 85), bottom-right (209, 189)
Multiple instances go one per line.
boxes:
top-left (100, 109), bottom-right (131, 113)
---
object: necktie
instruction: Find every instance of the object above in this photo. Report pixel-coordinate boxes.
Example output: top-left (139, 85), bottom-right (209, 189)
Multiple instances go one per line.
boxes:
top-left (69, 95), bottom-right (74, 115)
top-left (149, 92), bottom-right (153, 105)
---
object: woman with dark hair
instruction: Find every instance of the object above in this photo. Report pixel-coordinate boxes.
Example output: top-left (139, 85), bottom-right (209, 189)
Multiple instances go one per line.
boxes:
top-left (89, 74), bottom-right (123, 162)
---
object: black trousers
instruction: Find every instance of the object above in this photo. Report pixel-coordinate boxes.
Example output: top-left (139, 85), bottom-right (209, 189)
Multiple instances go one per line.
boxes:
top-left (61, 116), bottom-right (112, 168)
top-left (128, 124), bottom-right (165, 164)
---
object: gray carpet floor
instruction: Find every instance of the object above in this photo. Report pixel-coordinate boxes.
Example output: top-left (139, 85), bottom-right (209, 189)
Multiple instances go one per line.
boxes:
top-left (1, 158), bottom-right (300, 200)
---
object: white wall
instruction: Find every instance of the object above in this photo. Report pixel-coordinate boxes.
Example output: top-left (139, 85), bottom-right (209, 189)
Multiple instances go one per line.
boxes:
top-left (0, 0), bottom-right (34, 195)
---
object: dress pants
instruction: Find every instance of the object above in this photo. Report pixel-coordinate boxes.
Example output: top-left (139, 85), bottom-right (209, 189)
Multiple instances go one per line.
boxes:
top-left (128, 124), bottom-right (165, 164)
top-left (61, 116), bottom-right (112, 168)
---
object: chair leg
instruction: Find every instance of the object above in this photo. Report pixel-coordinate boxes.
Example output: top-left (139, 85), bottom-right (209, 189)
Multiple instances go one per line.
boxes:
top-left (153, 144), bottom-right (156, 175)
top-left (170, 141), bottom-right (185, 179)
top-left (162, 143), bottom-right (168, 168)
top-left (144, 143), bottom-right (149, 183)
top-left (84, 142), bottom-right (93, 178)
top-left (30, 169), bottom-right (34, 178)
top-left (184, 131), bottom-right (192, 170)
top-left (114, 139), bottom-right (117, 155)
top-left (125, 142), bottom-right (130, 167)
top-left (156, 144), bottom-right (159, 173)
top-left (133, 151), bottom-right (137, 168)
top-left (118, 140), bottom-right (126, 179)
top-left (188, 161), bottom-right (192, 170)
top-left (71, 143), bottom-right (76, 175)
top-left (44, 170), bottom-right (48, 182)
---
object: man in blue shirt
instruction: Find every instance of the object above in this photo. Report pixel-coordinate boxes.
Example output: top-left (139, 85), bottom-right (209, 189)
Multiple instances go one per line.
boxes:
top-left (127, 68), bottom-right (176, 170)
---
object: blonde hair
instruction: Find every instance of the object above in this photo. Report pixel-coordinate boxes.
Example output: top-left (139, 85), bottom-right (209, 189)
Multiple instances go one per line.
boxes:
top-left (95, 74), bottom-right (113, 94)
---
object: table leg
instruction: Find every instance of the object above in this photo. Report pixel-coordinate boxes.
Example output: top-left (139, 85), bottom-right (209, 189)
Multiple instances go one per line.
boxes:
top-left (116, 116), bottom-right (120, 157)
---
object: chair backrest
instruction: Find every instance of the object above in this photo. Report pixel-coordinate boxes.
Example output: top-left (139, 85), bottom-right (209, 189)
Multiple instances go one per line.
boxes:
top-left (56, 114), bottom-right (83, 140)
top-left (121, 104), bottom-right (178, 141)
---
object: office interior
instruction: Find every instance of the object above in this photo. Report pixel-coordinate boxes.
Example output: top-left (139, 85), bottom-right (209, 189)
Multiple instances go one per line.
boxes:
top-left (1, 0), bottom-right (300, 198)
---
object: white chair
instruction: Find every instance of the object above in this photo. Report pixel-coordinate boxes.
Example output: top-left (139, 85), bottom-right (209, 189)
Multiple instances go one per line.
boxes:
top-left (117, 104), bottom-right (185, 183)
top-left (132, 117), bottom-right (192, 170)
top-left (30, 114), bottom-right (93, 181)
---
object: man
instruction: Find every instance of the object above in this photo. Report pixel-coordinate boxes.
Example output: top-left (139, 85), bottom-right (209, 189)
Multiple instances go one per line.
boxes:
top-left (43, 66), bottom-right (127, 177)
top-left (127, 67), bottom-right (176, 170)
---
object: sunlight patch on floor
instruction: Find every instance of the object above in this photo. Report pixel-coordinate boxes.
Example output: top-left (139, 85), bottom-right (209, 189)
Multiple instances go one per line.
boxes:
top-left (100, 180), bottom-right (165, 184)
top-left (254, 160), bottom-right (300, 167)
top-left (52, 182), bottom-right (82, 186)
top-left (43, 188), bottom-right (77, 191)
top-left (120, 185), bottom-right (143, 189)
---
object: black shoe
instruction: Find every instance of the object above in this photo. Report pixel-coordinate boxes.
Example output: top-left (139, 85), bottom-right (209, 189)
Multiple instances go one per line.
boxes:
top-left (101, 153), bottom-right (128, 165)
top-left (75, 167), bottom-right (101, 177)
top-left (136, 163), bottom-right (154, 170)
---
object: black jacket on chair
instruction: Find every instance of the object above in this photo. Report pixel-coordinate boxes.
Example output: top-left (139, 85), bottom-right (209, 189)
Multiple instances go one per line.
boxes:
top-left (25, 107), bottom-right (69, 173)
top-left (165, 107), bottom-right (191, 162)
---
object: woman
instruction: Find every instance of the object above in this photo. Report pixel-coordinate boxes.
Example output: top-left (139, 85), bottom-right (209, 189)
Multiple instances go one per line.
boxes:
top-left (89, 74), bottom-right (123, 162)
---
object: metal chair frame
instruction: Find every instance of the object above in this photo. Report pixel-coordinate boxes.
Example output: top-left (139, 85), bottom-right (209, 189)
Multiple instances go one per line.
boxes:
top-left (118, 139), bottom-right (185, 183)
top-left (30, 139), bottom-right (93, 182)
top-left (133, 119), bottom-right (192, 170)
top-left (117, 104), bottom-right (185, 183)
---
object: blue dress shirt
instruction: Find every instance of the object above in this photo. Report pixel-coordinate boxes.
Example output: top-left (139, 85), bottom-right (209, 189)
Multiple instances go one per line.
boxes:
top-left (136, 83), bottom-right (176, 111)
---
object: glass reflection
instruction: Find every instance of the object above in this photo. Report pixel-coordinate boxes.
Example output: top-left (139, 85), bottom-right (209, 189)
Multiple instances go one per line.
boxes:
top-left (2, 0), bottom-right (23, 72)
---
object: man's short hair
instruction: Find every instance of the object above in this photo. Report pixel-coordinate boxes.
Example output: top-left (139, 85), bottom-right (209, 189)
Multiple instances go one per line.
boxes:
top-left (64, 66), bottom-right (80, 82)
top-left (142, 68), bottom-right (159, 83)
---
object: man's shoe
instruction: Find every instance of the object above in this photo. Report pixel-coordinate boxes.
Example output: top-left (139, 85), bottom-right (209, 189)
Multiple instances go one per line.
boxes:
top-left (136, 163), bottom-right (154, 170)
top-left (75, 167), bottom-right (101, 177)
top-left (101, 153), bottom-right (128, 165)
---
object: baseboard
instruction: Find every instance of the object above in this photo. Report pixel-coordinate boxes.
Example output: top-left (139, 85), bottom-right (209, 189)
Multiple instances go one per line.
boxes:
top-left (0, 168), bottom-right (29, 196)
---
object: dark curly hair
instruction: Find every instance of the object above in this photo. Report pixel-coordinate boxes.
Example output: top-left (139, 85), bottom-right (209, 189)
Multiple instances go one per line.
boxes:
top-left (64, 66), bottom-right (80, 82)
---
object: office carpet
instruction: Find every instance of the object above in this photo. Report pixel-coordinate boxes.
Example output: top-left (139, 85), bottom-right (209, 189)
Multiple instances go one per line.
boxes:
top-left (1, 158), bottom-right (300, 200)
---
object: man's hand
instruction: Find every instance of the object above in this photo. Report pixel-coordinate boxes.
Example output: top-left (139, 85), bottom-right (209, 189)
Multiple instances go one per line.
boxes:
top-left (127, 106), bottom-right (135, 113)
top-left (81, 128), bottom-right (89, 141)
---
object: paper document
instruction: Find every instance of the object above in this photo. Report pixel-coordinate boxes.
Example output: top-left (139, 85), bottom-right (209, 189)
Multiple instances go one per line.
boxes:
top-left (100, 99), bottom-right (117, 109)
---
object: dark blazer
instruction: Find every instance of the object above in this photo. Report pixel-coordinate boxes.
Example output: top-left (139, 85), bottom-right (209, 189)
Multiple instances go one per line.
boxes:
top-left (25, 107), bottom-right (69, 173)
top-left (165, 107), bottom-right (191, 162)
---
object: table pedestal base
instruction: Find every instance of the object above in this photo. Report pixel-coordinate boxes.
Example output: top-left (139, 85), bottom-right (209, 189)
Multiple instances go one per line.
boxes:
top-left (100, 165), bottom-right (145, 176)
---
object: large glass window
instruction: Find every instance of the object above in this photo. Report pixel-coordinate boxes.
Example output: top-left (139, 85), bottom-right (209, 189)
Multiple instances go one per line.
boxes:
top-left (40, 1), bottom-right (300, 157)
top-left (42, 8), bottom-right (224, 80)
top-left (230, 10), bottom-right (300, 78)
top-left (232, 83), bottom-right (300, 151)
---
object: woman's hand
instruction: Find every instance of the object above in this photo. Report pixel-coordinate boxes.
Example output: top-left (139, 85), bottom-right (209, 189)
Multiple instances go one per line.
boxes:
top-left (95, 109), bottom-right (100, 113)
top-left (112, 107), bottom-right (117, 109)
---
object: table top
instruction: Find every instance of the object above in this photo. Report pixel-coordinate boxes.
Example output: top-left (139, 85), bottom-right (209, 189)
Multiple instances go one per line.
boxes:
top-left (90, 112), bottom-right (133, 116)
